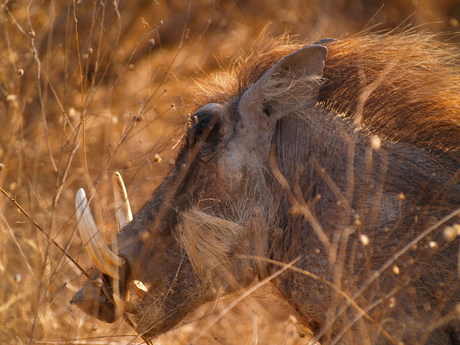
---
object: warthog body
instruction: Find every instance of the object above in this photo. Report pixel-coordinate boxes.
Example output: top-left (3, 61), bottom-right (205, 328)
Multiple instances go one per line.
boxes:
top-left (72, 32), bottom-right (460, 344)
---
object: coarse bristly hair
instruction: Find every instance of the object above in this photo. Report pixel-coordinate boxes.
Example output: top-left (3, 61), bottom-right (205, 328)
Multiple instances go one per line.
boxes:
top-left (191, 30), bottom-right (460, 152)
top-left (175, 174), bottom-right (273, 293)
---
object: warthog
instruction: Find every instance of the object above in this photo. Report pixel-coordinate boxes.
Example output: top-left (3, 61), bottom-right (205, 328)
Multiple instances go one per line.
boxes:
top-left (71, 32), bottom-right (460, 344)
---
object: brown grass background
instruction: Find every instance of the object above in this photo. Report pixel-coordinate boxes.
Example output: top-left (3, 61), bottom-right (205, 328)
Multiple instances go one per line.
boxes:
top-left (1, 0), bottom-right (460, 344)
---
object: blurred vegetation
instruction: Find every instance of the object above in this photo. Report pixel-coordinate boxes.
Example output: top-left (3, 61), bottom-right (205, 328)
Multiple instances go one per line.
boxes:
top-left (1, 0), bottom-right (460, 344)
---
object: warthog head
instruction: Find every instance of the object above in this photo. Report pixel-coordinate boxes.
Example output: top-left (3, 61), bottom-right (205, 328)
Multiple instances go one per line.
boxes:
top-left (72, 43), bottom-right (328, 337)
top-left (72, 33), bottom-right (460, 344)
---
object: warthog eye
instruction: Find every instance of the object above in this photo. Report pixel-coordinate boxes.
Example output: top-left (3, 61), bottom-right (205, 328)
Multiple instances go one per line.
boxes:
top-left (189, 111), bottom-right (221, 151)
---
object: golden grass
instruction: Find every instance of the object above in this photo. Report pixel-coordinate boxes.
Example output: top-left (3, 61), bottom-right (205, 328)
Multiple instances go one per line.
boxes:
top-left (1, 0), bottom-right (459, 344)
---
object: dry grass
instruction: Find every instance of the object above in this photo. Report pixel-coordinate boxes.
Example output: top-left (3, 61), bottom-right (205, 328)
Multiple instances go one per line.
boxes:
top-left (1, 0), bottom-right (460, 344)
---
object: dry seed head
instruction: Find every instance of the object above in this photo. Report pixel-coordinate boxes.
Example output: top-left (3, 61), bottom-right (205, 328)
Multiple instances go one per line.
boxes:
top-left (359, 234), bottom-right (369, 246)
top-left (354, 214), bottom-right (362, 226)
top-left (95, 278), bottom-right (102, 288)
top-left (191, 115), bottom-right (198, 126)
top-left (371, 135), bottom-right (381, 149)
top-left (388, 297), bottom-right (396, 308)
top-left (9, 182), bottom-right (17, 192)
top-left (140, 231), bottom-right (150, 241)
top-left (428, 241), bottom-right (438, 249)
top-left (454, 223), bottom-right (460, 235)
top-left (443, 226), bottom-right (456, 241)
top-left (141, 18), bottom-right (149, 28)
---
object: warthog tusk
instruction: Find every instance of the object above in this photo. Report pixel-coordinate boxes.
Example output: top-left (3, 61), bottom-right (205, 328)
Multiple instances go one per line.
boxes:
top-left (113, 172), bottom-right (133, 230)
top-left (76, 188), bottom-right (124, 280)
top-left (113, 174), bottom-right (151, 302)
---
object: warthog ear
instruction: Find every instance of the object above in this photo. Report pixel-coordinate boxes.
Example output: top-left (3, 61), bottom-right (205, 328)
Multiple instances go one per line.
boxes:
top-left (239, 45), bottom-right (327, 130)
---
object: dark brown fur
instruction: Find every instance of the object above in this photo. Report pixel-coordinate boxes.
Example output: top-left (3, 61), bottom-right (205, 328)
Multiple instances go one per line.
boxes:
top-left (194, 31), bottom-right (460, 152)
top-left (73, 31), bottom-right (460, 344)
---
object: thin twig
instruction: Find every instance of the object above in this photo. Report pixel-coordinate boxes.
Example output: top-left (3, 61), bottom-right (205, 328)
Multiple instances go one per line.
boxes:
top-left (72, 0), bottom-right (89, 192)
top-left (0, 187), bottom-right (88, 278)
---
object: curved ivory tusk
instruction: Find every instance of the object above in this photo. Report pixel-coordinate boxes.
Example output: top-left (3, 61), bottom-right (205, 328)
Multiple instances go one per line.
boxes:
top-left (112, 172), bottom-right (133, 230)
top-left (76, 188), bottom-right (124, 280)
